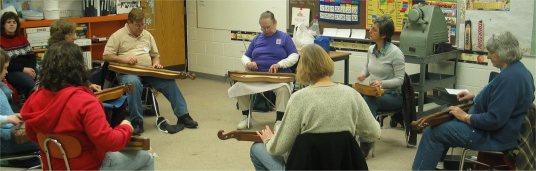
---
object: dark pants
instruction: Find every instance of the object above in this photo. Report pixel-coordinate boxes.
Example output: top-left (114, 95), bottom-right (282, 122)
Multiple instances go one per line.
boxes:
top-left (5, 72), bottom-right (35, 97)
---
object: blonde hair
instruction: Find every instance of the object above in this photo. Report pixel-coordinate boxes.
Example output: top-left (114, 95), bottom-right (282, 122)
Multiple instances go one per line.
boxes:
top-left (128, 8), bottom-right (144, 23)
top-left (296, 44), bottom-right (334, 84)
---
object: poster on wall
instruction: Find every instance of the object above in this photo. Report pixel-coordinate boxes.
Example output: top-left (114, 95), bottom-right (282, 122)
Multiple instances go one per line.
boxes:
top-left (319, 0), bottom-right (359, 24)
top-left (466, 0), bottom-right (510, 11)
top-left (1, 0), bottom-right (31, 15)
top-left (460, 0), bottom-right (532, 55)
top-left (292, 7), bottom-right (311, 26)
top-left (366, 0), bottom-right (412, 32)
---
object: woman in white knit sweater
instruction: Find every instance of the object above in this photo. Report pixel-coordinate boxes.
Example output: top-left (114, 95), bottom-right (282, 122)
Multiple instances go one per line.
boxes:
top-left (249, 44), bottom-right (381, 170)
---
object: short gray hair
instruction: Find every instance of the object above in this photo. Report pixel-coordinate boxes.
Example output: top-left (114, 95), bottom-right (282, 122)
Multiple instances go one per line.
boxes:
top-left (259, 11), bottom-right (276, 23)
top-left (485, 31), bottom-right (523, 64)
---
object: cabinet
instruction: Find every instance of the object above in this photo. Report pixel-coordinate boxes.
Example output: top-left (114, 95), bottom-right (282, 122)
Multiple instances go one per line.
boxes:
top-left (405, 50), bottom-right (460, 115)
top-left (20, 14), bottom-right (128, 60)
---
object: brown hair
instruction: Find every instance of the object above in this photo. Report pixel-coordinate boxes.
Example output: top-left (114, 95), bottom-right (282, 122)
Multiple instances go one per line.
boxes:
top-left (296, 44), bottom-right (334, 84)
top-left (0, 12), bottom-right (21, 35)
top-left (128, 8), bottom-right (144, 23)
top-left (48, 19), bottom-right (76, 45)
top-left (40, 41), bottom-right (89, 92)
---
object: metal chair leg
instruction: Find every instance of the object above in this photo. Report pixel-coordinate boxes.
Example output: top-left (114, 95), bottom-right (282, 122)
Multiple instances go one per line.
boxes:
top-left (247, 94), bottom-right (256, 129)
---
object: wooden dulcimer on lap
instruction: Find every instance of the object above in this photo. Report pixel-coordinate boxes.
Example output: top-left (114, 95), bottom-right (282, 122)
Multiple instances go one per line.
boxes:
top-left (94, 84), bottom-right (150, 151)
top-left (109, 62), bottom-right (196, 80)
top-left (94, 84), bottom-right (133, 101)
top-left (353, 83), bottom-right (384, 97)
top-left (411, 102), bottom-right (473, 131)
top-left (124, 136), bottom-right (151, 151)
top-left (217, 130), bottom-right (262, 143)
top-left (228, 71), bottom-right (295, 83)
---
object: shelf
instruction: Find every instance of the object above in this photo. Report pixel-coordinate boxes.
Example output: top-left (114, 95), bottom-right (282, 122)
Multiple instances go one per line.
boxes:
top-left (32, 49), bottom-right (46, 53)
top-left (21, 14), bottom-right (128, 28)
top-left (409, 73), bottom-right (456, 92)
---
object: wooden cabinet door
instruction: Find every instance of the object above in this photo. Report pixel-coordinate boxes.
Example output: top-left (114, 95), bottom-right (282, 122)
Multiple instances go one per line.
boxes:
top-left (145, 0), bottom-right (186, 70)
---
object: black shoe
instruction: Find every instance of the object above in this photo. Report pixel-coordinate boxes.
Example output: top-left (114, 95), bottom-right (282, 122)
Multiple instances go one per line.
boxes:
top-left (132, 119), bottom-right (144, 136)
top-left (166, 124), bottom-right (185, 134)
top-left (178, 114), bottom-right (198, 128)
top-left (360, 141), bottom-right (375, 158)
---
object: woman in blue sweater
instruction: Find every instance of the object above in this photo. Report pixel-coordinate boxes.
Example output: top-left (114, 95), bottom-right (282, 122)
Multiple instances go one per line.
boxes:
top-left (412, 31), bottom-right (535, 170)
top-left (0, 49), bottom-right (39, 157)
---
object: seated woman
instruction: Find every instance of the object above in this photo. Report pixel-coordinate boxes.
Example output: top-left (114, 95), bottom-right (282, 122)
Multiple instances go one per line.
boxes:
top-left (20, 41), bottom-right (154, 170)
top-left (412, 31), bottom-right (535, 170)
top-left (0, 49), bottom-right (40, 166)
top-left (250, 44), bottom-right (381, 170)
top-left (48, 19), bottom-right (101, 92)
top-left (0, 12), bottom-right (38, 97)
top-left (356, 15), bottom-right (405, 157)
top-left (236, 11), bottom-right (299, 130)
top-left (357, 15), bottom-right (405, 117)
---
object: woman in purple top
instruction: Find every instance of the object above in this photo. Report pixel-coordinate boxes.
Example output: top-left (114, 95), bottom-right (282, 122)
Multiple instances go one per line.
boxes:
top-left (236, 11), bottom-right (299, 130)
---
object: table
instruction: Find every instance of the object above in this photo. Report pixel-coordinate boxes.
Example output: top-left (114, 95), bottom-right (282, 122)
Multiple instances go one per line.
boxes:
top-left (329, 51), bottom-right (351, 85)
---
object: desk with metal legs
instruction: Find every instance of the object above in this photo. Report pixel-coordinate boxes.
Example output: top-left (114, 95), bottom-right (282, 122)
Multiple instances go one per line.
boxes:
top-left (329, 51), bottom-right (351, 85)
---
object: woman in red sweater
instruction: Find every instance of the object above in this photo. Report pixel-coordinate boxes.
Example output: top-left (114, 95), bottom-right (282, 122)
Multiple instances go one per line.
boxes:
top-left (20, 41), bottom-right (154, 170)
top-left (0, 12), bottom-right (37, 97)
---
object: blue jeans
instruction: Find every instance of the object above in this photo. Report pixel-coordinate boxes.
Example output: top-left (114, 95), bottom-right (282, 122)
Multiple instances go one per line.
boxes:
top-left (412, 120), bottom-right (479, 170)
top-left (250, 143), bottom-right (285, 171)
top-left (100, 151), bottom-right (154, 170)
top-left (363, 92), bottom-right (403, 117)
top-left (118, 74), bottom-right (188, 121)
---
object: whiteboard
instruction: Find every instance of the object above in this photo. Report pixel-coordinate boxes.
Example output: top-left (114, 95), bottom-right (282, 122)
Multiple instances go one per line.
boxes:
top-left (457, 0), bottom-right (534, 55)
top-left (197, 0), bottom-right (288, 32)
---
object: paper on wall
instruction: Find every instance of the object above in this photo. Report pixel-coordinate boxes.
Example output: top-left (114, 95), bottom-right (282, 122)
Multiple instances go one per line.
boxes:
top-left (322, 28), bottom-right (338, 37)
top-left (350, 29), bottom-right (366, 39)
top-left (335, 29), bottom-right (351, 38)
top-left (291, 7), bottom-right (310, 26)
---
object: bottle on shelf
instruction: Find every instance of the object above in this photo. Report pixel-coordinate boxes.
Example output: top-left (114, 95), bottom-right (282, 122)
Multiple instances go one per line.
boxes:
top-left (309, 15), bottom-right (320, 37)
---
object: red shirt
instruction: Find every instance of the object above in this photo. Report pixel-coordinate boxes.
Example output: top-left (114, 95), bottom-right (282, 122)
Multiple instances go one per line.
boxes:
top-left (21, 86), bottom-right (132, 170)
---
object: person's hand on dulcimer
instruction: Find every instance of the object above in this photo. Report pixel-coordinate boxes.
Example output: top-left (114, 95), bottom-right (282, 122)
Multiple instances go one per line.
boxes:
top-left (370, 80), bottom-right (383, 89)
top-left (456, 90), bottom-right (475, 102)
top-left (89, 84), bottom-right (102, 92)
top-left (121, 56), bottom-right (138, 65)
top-left (120, 119), bottom-right (134, 131)
top-left (256, 125), bottom-right (274, 143)
top-left (246, 61), bottom-right (258, 71)
top-left (268, 64), bottom-right (280, 73)
top-left (151, 62), bottom-right (163, 69)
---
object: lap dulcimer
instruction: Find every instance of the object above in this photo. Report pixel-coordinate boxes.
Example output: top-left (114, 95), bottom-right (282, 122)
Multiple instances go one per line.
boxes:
top-left (94, 84), bottom-right (150, 151)
top-left (94, 84), bottom-right (133, 101)
top-left (109, 62), bottom-right (196, 80)
top-left (228, 71), bottom-right (295, 83)
top-left (411, 102), bottom-right (473, 131)
top-left (353, 83), bottom-right (384, 97)
top-left (217, 130), bottom-right (262, 143)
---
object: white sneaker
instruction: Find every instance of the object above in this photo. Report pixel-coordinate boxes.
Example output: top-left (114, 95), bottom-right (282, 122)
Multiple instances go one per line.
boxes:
top-left (274, 120), bottom-right (282, 133)
top-left (237, 115), bottom-right (251, 130)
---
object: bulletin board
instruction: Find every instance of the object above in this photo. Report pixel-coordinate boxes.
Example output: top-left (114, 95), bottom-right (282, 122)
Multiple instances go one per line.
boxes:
top-left (459, 0), bottom-right (534, 55)
top-left (288, 0), bottom-right (366, 35)
top-left (319, 0), bottom-right (360, 24)
top-left (366, 0), bottom-right (412, 32)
